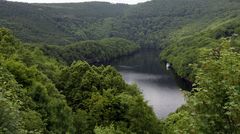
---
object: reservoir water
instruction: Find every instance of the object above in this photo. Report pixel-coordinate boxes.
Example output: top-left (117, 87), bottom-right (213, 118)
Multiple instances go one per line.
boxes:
top-left (110, 50), bottom-right (185, 118)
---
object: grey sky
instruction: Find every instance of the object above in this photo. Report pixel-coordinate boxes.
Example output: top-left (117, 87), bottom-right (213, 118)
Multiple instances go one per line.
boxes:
top-left (7, 0), bottom-right (150, 4)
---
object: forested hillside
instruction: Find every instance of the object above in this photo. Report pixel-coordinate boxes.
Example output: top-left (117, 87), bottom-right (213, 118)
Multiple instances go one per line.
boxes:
top-left (0, 0), bottom-right (129, 44)
top-left (163, 40), bottom-right (240, 133)
top-left (0, 28), bottom-right (161, 133)
top-left (159, 1), bottom-right (240, 133)
top-left (161, 16), bottom-right (240, 80)
top-left (41, 38), bottom-right (140, 64)
top-left (1, 0), bottom-right (240, 133)
top-left (1, 0), bottom-right (240, 48)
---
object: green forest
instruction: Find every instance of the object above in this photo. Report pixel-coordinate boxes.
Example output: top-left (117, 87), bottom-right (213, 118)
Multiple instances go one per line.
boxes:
top-left (41, 38), bottom-right (140, 64)
top-left (1, 0), bottom-right (240, 133)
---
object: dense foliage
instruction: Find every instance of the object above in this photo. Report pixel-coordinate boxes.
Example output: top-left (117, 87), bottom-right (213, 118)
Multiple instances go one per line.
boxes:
top-left (1, 0), bottom-right (240, 48)
top-left (163, 41), bottom-right (240, 133)
top-left (41, 38), bottom-right (140, 64)
top-left (158, 3), bottom-right (240, 132)
top-left (0, 28), bottom-right (161, 133)
top-left (0, 28), bottom-right (74, 133)
top-left (0, 1), bottom-right (129, 45)
top-left (161, 17), bottom-right (240, 80)
top-left (1, 0), bottom-right (240, 133)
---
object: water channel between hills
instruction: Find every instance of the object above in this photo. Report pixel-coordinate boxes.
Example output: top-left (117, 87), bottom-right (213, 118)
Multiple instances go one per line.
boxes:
top-left (109, 49), bottom-right (186, 118)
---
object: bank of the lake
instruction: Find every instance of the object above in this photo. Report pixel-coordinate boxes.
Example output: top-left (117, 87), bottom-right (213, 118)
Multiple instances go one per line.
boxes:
top-left (109, 49), bottom-right (186, 118)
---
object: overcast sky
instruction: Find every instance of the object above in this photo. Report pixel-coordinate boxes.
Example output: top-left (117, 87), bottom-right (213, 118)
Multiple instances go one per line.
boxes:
top-left (7, 0), bottom-right (150, 4)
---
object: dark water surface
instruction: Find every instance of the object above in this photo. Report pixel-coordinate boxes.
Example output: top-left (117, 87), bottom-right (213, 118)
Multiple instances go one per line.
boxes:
top-left (109, 50), bottom-right (185, 118)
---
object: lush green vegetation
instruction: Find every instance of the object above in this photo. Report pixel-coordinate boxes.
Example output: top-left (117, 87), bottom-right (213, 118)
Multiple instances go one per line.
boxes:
top-left (160, 17), bottom-right (240, 80)
top-left (1, 0), bottom-right (240, 133)
top-left (0, 1), bottom-right (129, 45)
top-left (0, 28), bottom-right (160, 133)
top-left (1, 0), bottom-right (240, 48)
top-left (158, 2), bottom-right (240, 133)
top-left (163, 41), bottom-right (240, 133)
top-left (41, 38), bottom-right (140, 64)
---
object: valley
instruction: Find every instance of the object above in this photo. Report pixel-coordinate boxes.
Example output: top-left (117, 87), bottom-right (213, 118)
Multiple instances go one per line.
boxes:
top-left (1, 0), bottom-right (240, 133)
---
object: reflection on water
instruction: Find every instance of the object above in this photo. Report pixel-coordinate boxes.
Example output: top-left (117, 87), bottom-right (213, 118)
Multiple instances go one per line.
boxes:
top-left (110, 49), bottom-right (185, 118)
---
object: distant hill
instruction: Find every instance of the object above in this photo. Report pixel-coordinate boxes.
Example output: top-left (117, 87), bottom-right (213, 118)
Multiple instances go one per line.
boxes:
top-left (1, 0), bottom-right (240, 47)
top-left (0, 1), bottom-right (129, 45)
top-left (38, 2), bottom-right (128, 17)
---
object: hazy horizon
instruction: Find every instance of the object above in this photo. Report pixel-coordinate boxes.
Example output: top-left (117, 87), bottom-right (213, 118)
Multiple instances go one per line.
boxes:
top-left (6, 0), bottom-right (150, 4)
